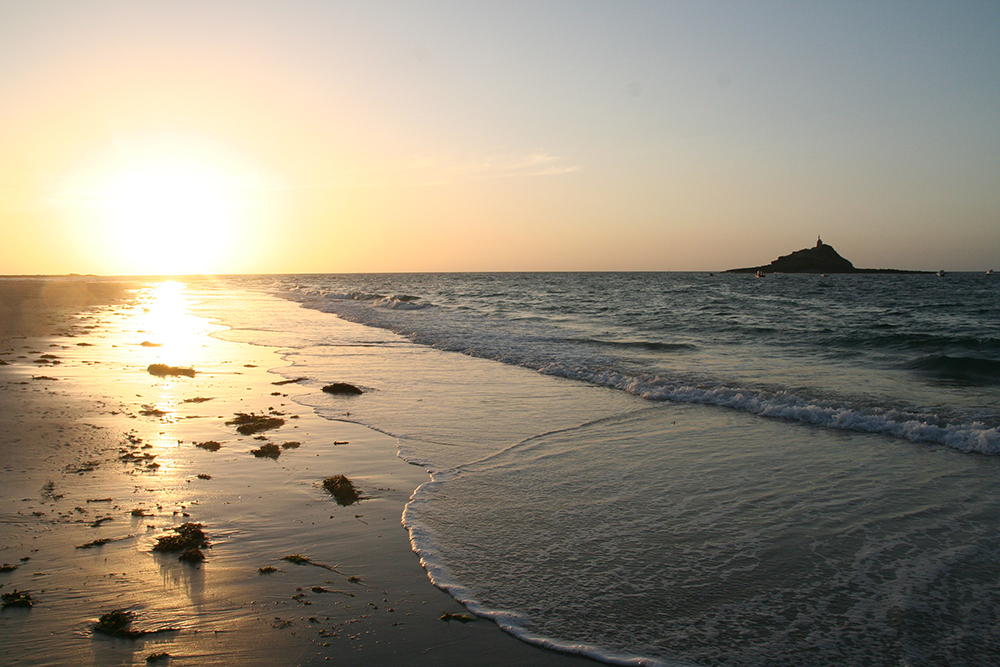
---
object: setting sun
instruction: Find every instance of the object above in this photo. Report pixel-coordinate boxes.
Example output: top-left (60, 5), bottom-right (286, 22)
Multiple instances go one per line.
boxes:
top-left (99, 159), bottom-right (242, 275)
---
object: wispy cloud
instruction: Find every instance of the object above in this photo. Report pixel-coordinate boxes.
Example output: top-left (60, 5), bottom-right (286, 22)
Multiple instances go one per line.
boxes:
top-left (322, 152), bottom-right (583, 188)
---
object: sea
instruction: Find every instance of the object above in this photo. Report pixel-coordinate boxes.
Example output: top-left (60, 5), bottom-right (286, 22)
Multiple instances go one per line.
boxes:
top-left (207, 271), bottom-right (1000, 666)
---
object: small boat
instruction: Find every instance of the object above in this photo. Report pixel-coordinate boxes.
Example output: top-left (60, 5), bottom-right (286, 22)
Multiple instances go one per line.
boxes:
top-left (937, 270), bottom-right (946, 277)
top-left (988, 269), bottom-right (994, 275)
top-left (755, 270), bottom-right (766, 278)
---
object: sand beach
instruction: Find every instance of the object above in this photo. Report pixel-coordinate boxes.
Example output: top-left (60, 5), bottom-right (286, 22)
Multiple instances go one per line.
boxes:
top-left (0, 278), bottom-right (595, 667)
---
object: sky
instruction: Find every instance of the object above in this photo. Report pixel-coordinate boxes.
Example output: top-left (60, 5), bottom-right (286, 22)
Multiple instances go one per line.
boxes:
top-left (1, 1), bottom-right (998, 274)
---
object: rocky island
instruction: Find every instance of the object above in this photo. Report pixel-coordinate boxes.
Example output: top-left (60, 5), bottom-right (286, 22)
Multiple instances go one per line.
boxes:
top-left (726, 238), bottom-right (929, 274)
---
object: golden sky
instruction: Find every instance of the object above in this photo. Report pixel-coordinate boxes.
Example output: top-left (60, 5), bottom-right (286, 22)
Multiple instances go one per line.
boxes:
top-left (2, 2), bottom-right (998, 274)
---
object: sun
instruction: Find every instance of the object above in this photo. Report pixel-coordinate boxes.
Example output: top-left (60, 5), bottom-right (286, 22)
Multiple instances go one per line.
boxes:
top-left (99, 158), bottom-right (244, 275)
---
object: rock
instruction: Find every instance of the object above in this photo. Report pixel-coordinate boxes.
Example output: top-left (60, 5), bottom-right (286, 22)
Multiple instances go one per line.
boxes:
top-left (321, 383), bottom-right (363, 395)
top-left (727, 238), bottom-right (929, 274)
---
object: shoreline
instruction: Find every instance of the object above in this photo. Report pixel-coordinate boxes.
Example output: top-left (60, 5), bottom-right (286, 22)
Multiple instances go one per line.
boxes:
top-left (0, 279), bottom-right (599, 666)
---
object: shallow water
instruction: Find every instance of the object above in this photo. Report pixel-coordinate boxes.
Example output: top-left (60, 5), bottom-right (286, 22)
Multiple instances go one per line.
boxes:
top-left (202, 273), bottom-right (1000, 666)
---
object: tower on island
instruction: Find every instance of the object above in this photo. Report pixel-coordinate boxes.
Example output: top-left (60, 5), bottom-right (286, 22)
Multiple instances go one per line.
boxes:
top-left (816, 235), bottom-right (824, 247)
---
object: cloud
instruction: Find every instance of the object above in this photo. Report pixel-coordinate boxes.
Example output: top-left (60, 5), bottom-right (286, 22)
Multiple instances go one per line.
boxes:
top-left (323, 152), bottom-right (583, 188)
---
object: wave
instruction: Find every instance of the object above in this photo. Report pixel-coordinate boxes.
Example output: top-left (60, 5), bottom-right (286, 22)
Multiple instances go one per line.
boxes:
top-left (403, 480), bottom-right (675, 667)
top-left (318, 291), bottom-right (432, 311)
top-left (905, 355), bottom-right (1000, 385)
top-left (831, 331), bottom-right (1000, 353)
top-left (280, 283), bottom-right (1000, 455)
top-left (570, 338), bottom-right (697, 353)
top-left (538, 364), bottom-right (1000, 454)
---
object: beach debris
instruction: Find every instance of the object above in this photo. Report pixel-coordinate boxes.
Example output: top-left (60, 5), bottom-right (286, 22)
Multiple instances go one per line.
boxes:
top-left (147, 364), bottom-right (195, 378)
top-left (131, 508), bottom-right (152, 517)
top-left (272, 377), bottom-right (308, 385)
top-left (94, 610), bottom-right (142, 637)
top-left (1, 590), bottom-right (34, 609)
top-left (196, 473), bottom-right (212, 480)
top-left (178, 548), bottom-right (206, 563)
top-left (66, 460), bottom-right (100, 474)
top-left (280, 555), bottom-right (342, 573)
top-left (0, 564), bottom-right (18, 573)
top-left (93, 609), bottom-right (178, 638)
top-left (146, 653), bottom-right (170, 663)
top-left (90, 516), bottom-right (114, 527)
top-left (87, 498), bottom-right (113, 503)
top-left (183, 396), bottom-right (214, 403)
top-left (76, 538), bottom-right (113, 549)
top-left (41, 481), bottom-right (64, 501)
top-left (194, 440), bottom-right (222, 451)
top-left (258, 566), bottom-right (280, 575)
top-left (334, 441), bottom-right (349, 445)
top-left (250, 443), bottom-right (281, 459)
top-left (322, 475), bottom-right (362, 506)
top-left (140, 341), bottom-right (162, 347)
top-left (31, 375), bottom-right (58, 381)
top-left (152, 523), bottom-right (209, 558)
top-left (138, 405), bottom-right (169, 417)
top-left (321, 382), bottom-right (363, 395)
top-left (226, 412), bottom-right (285, 435)
top-left (440, 612), bottom-right (476, 623)
top-left (281, 441), bottom-right (301, 449)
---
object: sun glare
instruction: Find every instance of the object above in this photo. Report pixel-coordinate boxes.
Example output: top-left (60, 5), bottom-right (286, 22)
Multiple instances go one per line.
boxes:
top-left (100, 160), bottom-right (242, 275)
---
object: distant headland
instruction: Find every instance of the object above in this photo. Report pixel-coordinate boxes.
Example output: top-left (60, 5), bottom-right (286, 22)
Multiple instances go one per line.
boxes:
top-left (726, 238), bottom-right (931, 274)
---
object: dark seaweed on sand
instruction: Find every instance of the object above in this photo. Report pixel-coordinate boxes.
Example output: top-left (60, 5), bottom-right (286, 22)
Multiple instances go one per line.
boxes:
top-left (76, 538), bottom-right (113, 549)
top-left (0, 563), bottom-right (18, 573)
top-left (147, 363), bottom-right (195, 378)
top-left (152, 523), bottom-right (208, 553)
top-left (250, 443), bottom-right (281, 459)
top-left (1, 590), bottom-right (33, 609)
top-left (94, 610), bottom-right (178, 639)
top-left (226, 412), bottom-right (285, 435)
top-left (178, 547), bottom-right (206, 563)
top-left (280, 555), bottom-right (342, 572)
top-left (321, 382), bottom-right (363, 395)
top-left (94, 610), bottom-right (142, 637)
top-left (441, 612), bottom-right (476, 623)
top-left (272, 377), bottom-right (308, 385)
top-left (194, 440), bottom-right (222, 451)
top-left (322, 475), bottom-right (362, 505)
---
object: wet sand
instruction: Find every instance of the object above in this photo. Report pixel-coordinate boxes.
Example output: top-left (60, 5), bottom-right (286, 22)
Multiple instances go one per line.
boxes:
top-left (0, 278), bottom-right (597, 666)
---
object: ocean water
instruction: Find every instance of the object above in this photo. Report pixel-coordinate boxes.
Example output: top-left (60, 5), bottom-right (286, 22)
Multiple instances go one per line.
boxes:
top-left (212, 272), bottom-right (1000, 666)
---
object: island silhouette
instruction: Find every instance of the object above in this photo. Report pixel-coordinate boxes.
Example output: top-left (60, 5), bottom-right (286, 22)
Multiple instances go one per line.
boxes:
top-left (726, 237), bottom-right (929, 274)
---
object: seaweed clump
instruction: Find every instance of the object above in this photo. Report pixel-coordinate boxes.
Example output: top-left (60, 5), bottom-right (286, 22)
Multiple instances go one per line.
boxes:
top-left (152, 523), bottom-right (209, 562)
top-left (194, 440), bottom-right (222, 452)
top-left (226, 412), bottom-right (285, 435)
top-left (94, 610), bottom-right (143, 638)
top-left (147, 364), bottom-right (195, 378)
top-left (93, 610), bottom-right (178, 639)
top-left (440, 612), bottom-right (476, 623)
top-left (250, 443), bottom-right (281, 459)
top-left (178, 548), bottom-right (206, 563)
top-left (280, 555), bottom-right (341, 572)
top-left (1, 590), bottom-right (33, 609)
top-left (322, 475), bottom-right (362, 506)
top-left (322, 382), bottom-right (363, 395)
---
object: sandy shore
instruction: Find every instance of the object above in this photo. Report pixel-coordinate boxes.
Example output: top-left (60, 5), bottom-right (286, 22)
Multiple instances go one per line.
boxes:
top-left (0, 278), bottom-right (596, 666)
